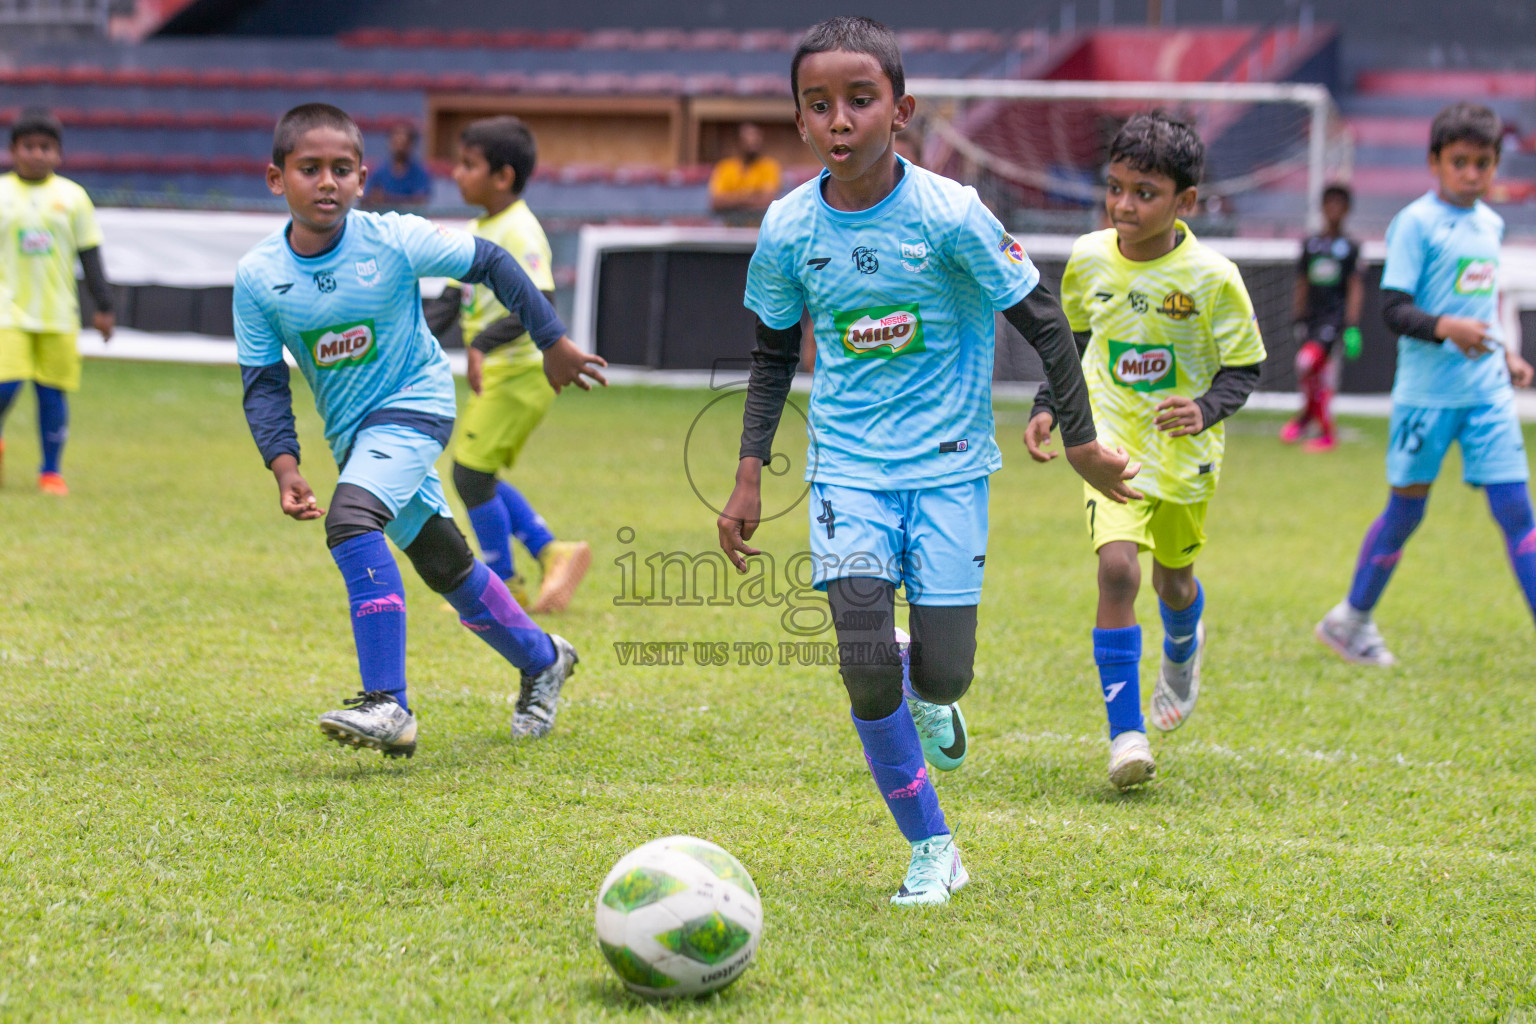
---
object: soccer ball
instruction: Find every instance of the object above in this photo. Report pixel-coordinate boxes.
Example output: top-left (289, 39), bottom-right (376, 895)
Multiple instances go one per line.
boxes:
top-left (594, 835), bottom-right (763, 999)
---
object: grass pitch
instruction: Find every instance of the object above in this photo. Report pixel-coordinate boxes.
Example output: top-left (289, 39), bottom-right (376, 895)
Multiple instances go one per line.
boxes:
top-left (2, 359), bottom-right (1534, 1023)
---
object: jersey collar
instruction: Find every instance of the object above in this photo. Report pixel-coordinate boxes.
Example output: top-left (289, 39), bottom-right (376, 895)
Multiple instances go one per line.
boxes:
top-left (284, 212), bottom-right (349, 261)
top-left (814, 155), bottom-right (913, 223)
top-left (1109, 219), bottom-right (1194, 269)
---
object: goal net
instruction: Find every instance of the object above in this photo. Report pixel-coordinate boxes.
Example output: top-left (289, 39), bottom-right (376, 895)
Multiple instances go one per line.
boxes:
top-left (907, 78), bottom-right (1350, 239)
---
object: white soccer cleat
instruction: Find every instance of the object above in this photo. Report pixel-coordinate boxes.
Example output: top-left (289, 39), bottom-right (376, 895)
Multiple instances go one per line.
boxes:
top-left (1108, 730), bottom-right (1156, 790)
top-left (1315, 600), bottom-right (1397, 667)
top-left (318, 691), bottom-right (417, 758)
top-left (891, 834), bottom-right (969, 906)
top-left (511, 634), bottom-right (579, 739)
top-left (1150, 621), bottom-right (1205, 732)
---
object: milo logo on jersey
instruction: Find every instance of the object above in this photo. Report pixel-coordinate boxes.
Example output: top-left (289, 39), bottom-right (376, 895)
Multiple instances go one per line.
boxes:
top-left (18, 228), bottom-right (54, 256)
top-left (302, 319), bottom-right (379, 369)
top-left (1454, 257), bottom-right (1497, 295)
top-left (1108, 340), bottom-right (1177, 392)
top-left (835, 302), bottom-right (926, 358)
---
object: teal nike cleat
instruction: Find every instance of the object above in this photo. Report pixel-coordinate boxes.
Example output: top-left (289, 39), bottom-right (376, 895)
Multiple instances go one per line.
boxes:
top-left (896, 627), bottom-right (968, 771)
top-left (891, 834), bottom-right (969, 906)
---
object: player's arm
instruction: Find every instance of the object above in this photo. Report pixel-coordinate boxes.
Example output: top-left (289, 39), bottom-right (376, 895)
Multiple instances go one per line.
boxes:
top-left (234, 274), bottom-right (320, 520)
top-left (719, 316), bottom-right (802, 571)
top-left (1382, 289), bottom-right (1492, 358)
top-left (1006, 281), bottom-right (1141, 503)
top-left (458, 237), bottom-right (606, 392)
top-left (78, 247), bottom-right (115, 342)
top-left (1151, 363), bottom-right (1263, 438)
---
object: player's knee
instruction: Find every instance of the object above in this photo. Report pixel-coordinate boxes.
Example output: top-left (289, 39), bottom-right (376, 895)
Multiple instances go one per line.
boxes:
top-left (451, 461), bottom-right (498, 508)
top-left (909, 653), bottom-right (972, 705)
top-left (839, 662), bottom-right (904, 721)
top-left (325, 483), bottom-right (393, 549)
top-left (1097, 546), bottom-right (1141, 599)
top-left (403, 515), bottom-right (475, 593)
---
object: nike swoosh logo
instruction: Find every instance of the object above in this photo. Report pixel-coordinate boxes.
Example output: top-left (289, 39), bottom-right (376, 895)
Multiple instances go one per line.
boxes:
top-left (939, 708), bottom-right (965, 760)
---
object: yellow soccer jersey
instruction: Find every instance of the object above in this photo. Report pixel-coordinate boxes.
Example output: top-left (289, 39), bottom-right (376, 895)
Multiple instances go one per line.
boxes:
top-left (457, 199), bottom-right (554, 368)
top-left (1061, 223), bottom-right (1266, 503)
top-left (0, 171), bottom-right (102, 333)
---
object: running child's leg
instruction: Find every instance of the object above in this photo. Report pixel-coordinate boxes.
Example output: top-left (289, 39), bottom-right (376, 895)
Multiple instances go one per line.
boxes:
top-left (1095, 540), bottom-right (1143, 737)
top-left (35, 384), bottom-right (68, 477)
top-left (1346, 487), bottom-right (1428, 613)
top-left (904, 603), bottom-right (975, 772)
top-left (0, 380), bottom-right (21, 485)
top-left (1150, 560), bottom-right (1204, 732)
top-left (325, 484), bottom-right (410, 709)
top-left (453, 461), bottom-right (520, 582)
top-left (1485, 482), bottom-right (1536, 624)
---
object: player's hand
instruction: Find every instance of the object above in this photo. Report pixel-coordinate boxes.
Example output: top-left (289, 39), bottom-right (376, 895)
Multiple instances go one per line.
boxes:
top-left (466, 347), bottom-right (484, 395)
top-left (1023, 411), bottom-right (1059, 463)
top-left (1064, 439), bottom-right (1143, 504)
top-left (542, 336), bottom-right (609, 393)
top-left (1437, 315), bottom-right (1494, 358)
top-left (93, 310), bottom-right (115, 343)
top-left (271, 456), bottom-right (323, 521)
top-left (717, 461), bottom-right (764, 573)
top-left (1154, 395), bottom-right (1205, 437)
top-left (1508, 350), bottom-right (1535, 388)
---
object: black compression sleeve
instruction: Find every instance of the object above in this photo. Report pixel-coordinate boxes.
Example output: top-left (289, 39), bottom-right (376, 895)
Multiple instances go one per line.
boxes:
top-left (1381, 289), bottom-right (1442, 343)
top-left (1003, 282), bottom-right (1095, 446)
top-left (240, 361), bottom-right (299, 468)
top-left (1194, 364), bottom-right (1263, 432)
top-left (423, 291), bottom-right (459, 336)
top-left (738, 317), bottom-right (803, 462)
top-left (1030, 329), bottom-right (1091, 426)
top-left (78, 247), bottom-right (113, 314)
top-left (469, 291), bottom-right (553, 354)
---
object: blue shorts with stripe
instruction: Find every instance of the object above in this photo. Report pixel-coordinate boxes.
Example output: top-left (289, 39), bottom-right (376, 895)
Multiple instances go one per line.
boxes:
top-left (337, 424), bottom-right (454, 548)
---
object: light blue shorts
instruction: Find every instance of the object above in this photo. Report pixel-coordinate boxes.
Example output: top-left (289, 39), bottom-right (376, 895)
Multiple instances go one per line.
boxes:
top-left (807, 477), bottom-right (989, 606)
top-left (337, 424), bottom-right (454, 548)
top-left (1387, 399), bottom-right (1530, 488)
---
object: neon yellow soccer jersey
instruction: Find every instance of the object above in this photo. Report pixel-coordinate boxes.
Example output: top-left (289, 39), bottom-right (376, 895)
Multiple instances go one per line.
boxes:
top-left (1060, 223), bottom-right (1266, 503)
top-left (456, 199), bottom-right (554, 368)
top-left (0, 171), bottom-right (102, 332)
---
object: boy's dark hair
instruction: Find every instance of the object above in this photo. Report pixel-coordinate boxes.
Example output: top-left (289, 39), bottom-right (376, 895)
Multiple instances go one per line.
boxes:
top-left (271, 103), bottom-right (364, 168)
top-left (791, 16), bottom-right (904, 107)
top-left (1108, 112), bottom-right (1205, 194)
top-left (10, 106), bottom-right (63, 145)
top-left (461, 116), bottom-right (537, 196)
top-left (1429, 102), bottom-right (1502, 157)
top-left (1322, 183), bottom-right (1352, 206)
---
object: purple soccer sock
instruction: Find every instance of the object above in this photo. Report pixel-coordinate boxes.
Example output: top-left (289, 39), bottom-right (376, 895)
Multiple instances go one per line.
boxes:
top-left (1346, 494), bottom-right (1427, 612)
top-left (466, 496), bottom-right (516, 580)
top-left (851, 706), bottom-right (948, 843)
top-left (1486, 482), bottom-right (1536, 624)
top-left (331, 533), bottom-right (409, 710)
top-left (497, 481), bottom-right (555, 559)
top-left (35, 385), bottom-right (67, 475)
top-left (444, 560), bottom-right (556, 673)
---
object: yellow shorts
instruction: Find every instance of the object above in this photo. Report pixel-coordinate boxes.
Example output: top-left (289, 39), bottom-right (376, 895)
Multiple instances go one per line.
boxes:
top-left (0, 329), bottom-right (81, 391)
top-left (1083, 484), bottom-right (1208, 569)
top-left (453, 355), bottom-right (556, 473)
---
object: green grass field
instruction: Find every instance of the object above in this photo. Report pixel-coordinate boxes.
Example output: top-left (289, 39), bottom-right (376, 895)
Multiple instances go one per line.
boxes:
top-left (2, 359), bottom-right (1534, 1023)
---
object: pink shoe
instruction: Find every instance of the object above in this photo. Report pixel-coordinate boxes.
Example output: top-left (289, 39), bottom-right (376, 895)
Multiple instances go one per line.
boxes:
top-left (1303, 435), bottom-right (1338, 453)
top-left (1279, 419), bottom-right (1306, 444)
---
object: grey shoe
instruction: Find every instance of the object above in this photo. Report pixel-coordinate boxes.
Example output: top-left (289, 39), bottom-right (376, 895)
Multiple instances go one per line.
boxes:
top-left (1315, 601), bottom-right (1397, 666)
top-left (1108, 730), bottom-right (1156, 790)
top-left (512, 635), bottom-right (578, 739)
top-left (1150, 621), bottom-right (1205, 732)
top-left (318, 691), bottom-right (417, 758)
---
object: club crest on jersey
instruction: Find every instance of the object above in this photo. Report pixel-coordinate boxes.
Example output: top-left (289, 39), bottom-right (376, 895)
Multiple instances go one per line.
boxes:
top-left (852, 246), bottom-right (879, 274)
top-left (1108, 339), bottom-right (1177, 391)
top-left (1307, 256), bottom-right (1342, 287)
top-left (1455, 257), bottom-right (1497, 295)
top-left (1158, 291), bottom-right (1199, 320)
top-left (899, 237), bottom-right (929, 273)
top-left (302, 319), bottom-right (378, 369)
top-left (835, 302), bottom-right (925, 358)
top-left (355, 257), bottom-right (381, 287)
top-left (18, 228), bottom-right (54, 256)
top-left (998, 232), bottom-right (1027, 264)
top-left (313, 270), bottom-right (337, 293)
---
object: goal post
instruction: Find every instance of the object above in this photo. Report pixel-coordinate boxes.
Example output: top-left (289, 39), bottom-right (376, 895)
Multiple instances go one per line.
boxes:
top-left (905, 77), bottom-right (1347, 235)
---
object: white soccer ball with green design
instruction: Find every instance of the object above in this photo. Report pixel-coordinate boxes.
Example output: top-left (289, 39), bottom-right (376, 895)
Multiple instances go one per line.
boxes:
top-left (594, 835), bottom-right (763, 998)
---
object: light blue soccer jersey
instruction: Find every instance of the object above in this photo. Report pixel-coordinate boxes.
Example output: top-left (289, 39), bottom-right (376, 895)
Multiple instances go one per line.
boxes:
top-left (1382, 190), bottom-right (1508, 408)
top-left (234, 210), bottom-right (475, 461)
top-left (745, 158), bottom-right (1039, 490)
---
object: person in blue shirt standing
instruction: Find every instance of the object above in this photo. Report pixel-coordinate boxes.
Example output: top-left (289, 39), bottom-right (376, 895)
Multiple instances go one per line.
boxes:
top-left (716, 17), bottom-right (1139, 906)
top-left (1317, 103), bottom-right (1536, 666)
top-left (236, 104), bottom-right (607, 757)
top-left (365, 122), bottom-right (434, 208)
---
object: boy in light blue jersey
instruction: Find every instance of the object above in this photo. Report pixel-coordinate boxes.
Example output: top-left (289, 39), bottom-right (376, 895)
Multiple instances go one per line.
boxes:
top-left (236, 104), bottom-right (607, 756)
top-left (1317, 103), bottom-right (1536, 665)
top-left (717, 18), bottom-right (1139, 906)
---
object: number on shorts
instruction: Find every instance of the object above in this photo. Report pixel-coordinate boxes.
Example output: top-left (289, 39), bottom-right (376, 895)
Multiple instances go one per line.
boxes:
top-left (1392, 410), bottom-right (1429, 455)
top-left (1086, 498), bottom-right (1098, 541)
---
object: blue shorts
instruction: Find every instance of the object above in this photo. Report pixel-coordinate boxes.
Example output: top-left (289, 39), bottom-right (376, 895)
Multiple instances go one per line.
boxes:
top-left (807, 478), bottom-right (989, 606)
top-left (337, 424), bottom-right (454, 548)
top-left (1387, 399), bottom-right (1529, 488)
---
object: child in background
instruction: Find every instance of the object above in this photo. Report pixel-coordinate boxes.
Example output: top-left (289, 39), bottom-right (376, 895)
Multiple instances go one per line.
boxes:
top-left (0, 107), bottom-right (115, 494)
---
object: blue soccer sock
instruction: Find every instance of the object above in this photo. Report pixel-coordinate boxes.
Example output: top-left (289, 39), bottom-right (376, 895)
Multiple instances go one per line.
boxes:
top-left (444, 560), bottom-right (556, 673)
top-left (498, 481), bottom-right (555, 559)
top-left (1486, 482), bottom-right (1536, 624)
top-left (1094, 625), bottom-right (1143, 738)
top-left (0, 380), bottom-right (22, 432)
top-left (35, 385), bottom-right (67, 475)
top-left (465, 496), bottom-right (516, 580)
top-left (851, 705), bottom-right (948, 843)
top-left (1159, 580), bottom-right (1204, 663)
top-left (1346, 494), bottom-right (1427, 613)
top-left (331, 533), bottom-right (409, 711)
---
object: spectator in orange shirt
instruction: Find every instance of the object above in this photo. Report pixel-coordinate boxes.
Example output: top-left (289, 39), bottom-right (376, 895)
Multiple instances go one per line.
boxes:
top-left (709, 123), bottom-right (780, 223)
